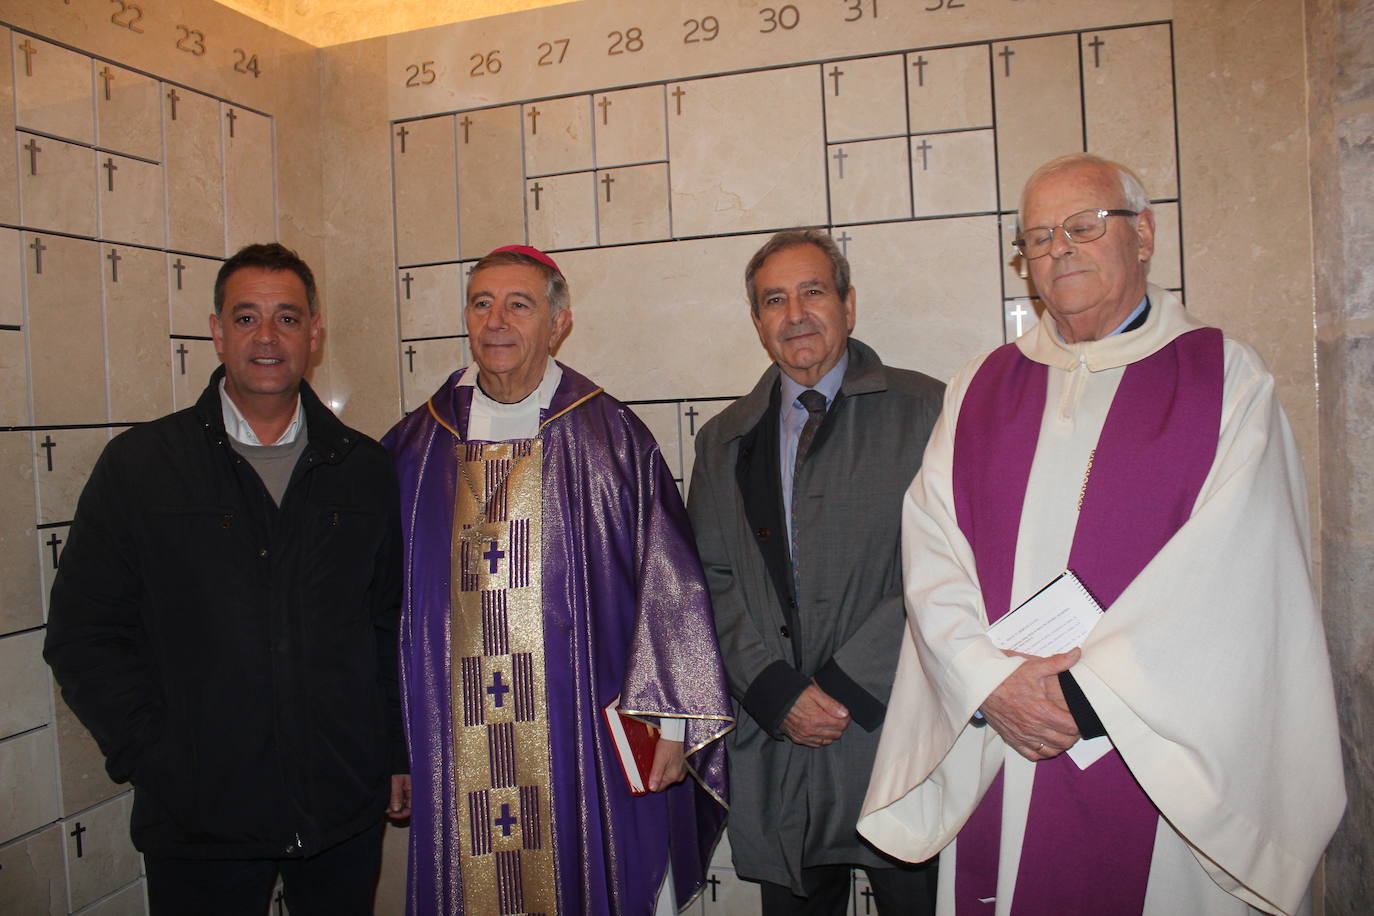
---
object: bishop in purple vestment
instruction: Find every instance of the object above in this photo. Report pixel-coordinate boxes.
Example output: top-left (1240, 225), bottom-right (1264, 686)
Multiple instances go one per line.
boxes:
top-left (383, 246), bottom-right (732, 916)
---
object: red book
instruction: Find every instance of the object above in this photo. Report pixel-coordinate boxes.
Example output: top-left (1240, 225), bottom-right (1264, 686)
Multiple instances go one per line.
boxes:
top-left (602, 695), bottom-right (660, 796)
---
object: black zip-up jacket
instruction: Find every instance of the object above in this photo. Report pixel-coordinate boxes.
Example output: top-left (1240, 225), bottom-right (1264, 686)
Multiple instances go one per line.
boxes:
top-left (44, 369), bottom-right (405, 859)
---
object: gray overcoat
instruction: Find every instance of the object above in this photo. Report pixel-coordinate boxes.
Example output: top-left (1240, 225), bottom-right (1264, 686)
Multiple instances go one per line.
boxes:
top-left (687, 338), bottom-right (944, 892)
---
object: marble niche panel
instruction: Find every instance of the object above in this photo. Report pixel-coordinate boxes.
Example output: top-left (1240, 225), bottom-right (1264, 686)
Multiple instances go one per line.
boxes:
top-left (163, 85), bottom-right (226, 258)
top-left (0, 28), bottom-right (18, 224)
top-left (64, 792), bottom-right (142, 912)
top-left (223, 105), bottom-right (276, 252)
top-left (592, 86), bottom-right (666, 168)
top-left (667, 68), bottom-right (827, 238)
top-left (0, 727), bottom-right (61, 840)
top-left (594, 164), bottom-right (670, 246)
top-left (103, 245), bottom-right (172, 422)
top-left (1082, 25), bottom-right (1178, 200)
top-left (78, 879), bottom-right (147, 916)
top-left (0, 631), bottom-right (49, 739)
top-left (18, 132), bottom-right (98, 238)
top-left (402, 337), bottom-right (469, 415)
top-left (911, 130), bottom-right (997, 217)
top-left (456, 105), bottom-right (525, 260)
top-left (522, 95), bottom-right (593, 177)
top-left (0, 329), bottom-right (27, 427)
top-left (823, 54), bottom-right (907, 143)
top-left (167, 253), bottom-right (221, 337)
top-left (992, 34), bottom-right (1084, 209)
top-left (24, 234), bottom-right (107, 427)
top-left (398, 263), bottom-right (464, 341)
top-left (827, 137), bottom-right (911, 225)
top-left (171, 339), bottom-right (220, 411)
top-left (98, 153), bottom-right (166, 249)
top-left (12, 34), bottom-right (93, 145)
top-left (626, 402), bottom-right (684, 483)
top-left (907, 45), bottom-right (994, 134)
top-left (0, 228), bottom-right (19, 328)
top-left (96, 63), bottom-right (161, 162)
top-left (0, 432), bottom-right (41, 636)
top-left (392, 115), bottom-right (458, 266)
top-left (526, 172), bottom-right (596, 252)
top-left (39, 524), bottom-right (70, 621)
top-left (0, 824), bottom-right (66, 915)
top-left (35, 427), bottom-right (110, 527)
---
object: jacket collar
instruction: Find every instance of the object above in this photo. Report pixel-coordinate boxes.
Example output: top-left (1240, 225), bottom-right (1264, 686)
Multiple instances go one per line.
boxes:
top-left (195, 366), bottom-right (360, 462)
top-left (715, 337), bottom-right (889, 441)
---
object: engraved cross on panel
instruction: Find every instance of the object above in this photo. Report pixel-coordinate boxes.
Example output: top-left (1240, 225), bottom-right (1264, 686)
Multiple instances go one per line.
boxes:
top-left (1088, 35), bottom-right (1106, 68)
top-left (103, 157), bottom-right (118, 191)
top-left (404, 345), bottom-right (416, 372)
top-left (166, 88), bottom-right (181, 121)
top-left (600, 173), bottom-right (614, 202)
top-left (395, 124), bottom-right (409, 153)
top-left (684, 405), bottom-right (700, 436)
top-left (828, 65), bottom-right (844, 96)
top-left (526, 107), bottom-right (540, 135)
top-left (460, 116), bottom-right (472, 144)
top-left (69, 821), bottom-right (86, 858)
top-left (671, 86), bottom-right (686, 116)
top-left (530, 182), bottom-right (543, 211)
top-left (29, 237), bottom-right (47, 274)
top-left (998, 46), bottom-right (1015, 78)
top-left (172, 258), bottom-right (187, 290)
top-left (176, 342), bottom-right (189, 375)
top-left (24, 138), bottom-right (41, 176)
top-left (915, 138), bottom-right (932, 171)
top-left (40, 434), bottom-right (57, 471)
top-left (835, 231), bottom-right (852, 257)
top-left (18, 39), bottom-right (37, 77)
top-left (225, 108), bottom-right (238, 139)
top-left (597, 96), bottom-right (611, 125)
top-left (99, 66), bottom-right (115, 100)
top-left (107, 248), bottom-right (122, 282)
top-left (47, 531), bottom-right (64, 569)
top-left (401, 272), bottom-right (414, 299)
top-left (911, 55), bottom-right (928, 87)
top-left (832, 147), bottom-right (848, 179)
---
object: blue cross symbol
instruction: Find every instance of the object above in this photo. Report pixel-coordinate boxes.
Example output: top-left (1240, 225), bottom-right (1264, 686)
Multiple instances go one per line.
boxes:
top-left (494, 803), bottom-right (517, 836)
top-left (487, 670), bottom-right (510, 707)
top-left (482, 540), bottom-right (505, 574)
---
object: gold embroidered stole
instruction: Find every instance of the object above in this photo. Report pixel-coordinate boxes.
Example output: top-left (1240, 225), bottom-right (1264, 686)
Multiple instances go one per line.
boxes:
top-left (450, 440), bottom-right (557, 916)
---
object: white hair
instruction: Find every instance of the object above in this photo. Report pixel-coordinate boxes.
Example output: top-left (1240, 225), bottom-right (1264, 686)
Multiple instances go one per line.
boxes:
top-left (1018, 153), bottom-right (1151, 219)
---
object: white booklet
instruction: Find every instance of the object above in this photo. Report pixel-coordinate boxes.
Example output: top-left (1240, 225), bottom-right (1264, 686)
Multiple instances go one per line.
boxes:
top-left (988, 571), bottom-right (1112, 769)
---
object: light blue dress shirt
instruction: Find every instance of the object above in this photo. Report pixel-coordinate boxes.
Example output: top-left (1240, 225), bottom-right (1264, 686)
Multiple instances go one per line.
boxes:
top-left (778, 352), bottom-right (848, 537)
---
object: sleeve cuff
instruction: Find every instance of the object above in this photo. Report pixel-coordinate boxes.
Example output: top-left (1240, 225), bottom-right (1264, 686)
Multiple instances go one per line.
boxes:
top-left (813, 658), bottom-right (886, 732)
top-left (1058, 671), bottom-right (1106, 740)
top-left (742, 660), bottom-right (811, 738)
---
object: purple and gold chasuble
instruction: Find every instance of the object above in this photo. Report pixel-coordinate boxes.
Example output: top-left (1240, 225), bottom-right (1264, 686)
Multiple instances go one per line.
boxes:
top-left (950, 328), bottom-right (1223, 916)
top-left (384, 365), bottom-right (732, 916)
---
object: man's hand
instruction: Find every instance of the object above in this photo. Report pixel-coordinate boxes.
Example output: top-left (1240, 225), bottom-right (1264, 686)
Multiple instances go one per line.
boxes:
top-left (648, 739), bottom-right (686, 792)
top-left (387, 774), bottom-right (412, 821)
top-left (980, 648), bottom-right (1081, 761)
top-left (781, 684), bottom-right (851, 747)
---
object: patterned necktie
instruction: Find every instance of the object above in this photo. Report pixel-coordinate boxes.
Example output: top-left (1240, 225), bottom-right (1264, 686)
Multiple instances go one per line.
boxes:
top-left (791, 389), bottom-right (828, 591)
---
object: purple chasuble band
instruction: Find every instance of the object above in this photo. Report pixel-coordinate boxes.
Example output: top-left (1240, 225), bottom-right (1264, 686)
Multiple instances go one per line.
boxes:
top-left (950, 328), bottom-right (1223, 916)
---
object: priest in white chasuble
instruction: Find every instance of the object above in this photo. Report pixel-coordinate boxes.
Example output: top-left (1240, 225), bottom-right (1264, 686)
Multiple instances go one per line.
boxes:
top-left (859, 154), bottom-right (1345, 916)
top-left (383, 246), bottom-right (732, 916)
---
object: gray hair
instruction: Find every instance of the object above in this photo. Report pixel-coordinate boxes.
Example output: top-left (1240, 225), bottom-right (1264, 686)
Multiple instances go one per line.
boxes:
top-left (1018, 153), bottom-right (1151, 219)
top-left (466, 249), bottom-right (570, 316)
top-left (744, 229), bottom-right (851, 316)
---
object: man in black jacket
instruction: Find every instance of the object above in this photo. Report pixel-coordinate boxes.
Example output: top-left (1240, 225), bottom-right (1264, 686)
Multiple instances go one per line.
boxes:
top-left (44, 243), bottom-right (407, 916)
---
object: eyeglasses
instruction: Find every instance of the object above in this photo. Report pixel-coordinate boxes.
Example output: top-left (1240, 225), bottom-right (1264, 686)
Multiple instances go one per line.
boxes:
top-left (1012, 209), bottom-right (1138, 260)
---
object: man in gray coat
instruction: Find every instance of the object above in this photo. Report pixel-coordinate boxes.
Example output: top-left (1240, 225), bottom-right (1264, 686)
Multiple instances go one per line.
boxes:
top-left (688, 229), bottom-right (943, 914)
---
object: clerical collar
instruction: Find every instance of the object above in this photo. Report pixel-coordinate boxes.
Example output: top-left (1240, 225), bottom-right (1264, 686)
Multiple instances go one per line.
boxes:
top-left (779, 351), bottom-right (848, 413)
top-left (1107, 296), bottom-right (1151, 337)
top-left (219, 378), bottom-right (303, 447)
top-left (461, 359), bottom-right (563, 441)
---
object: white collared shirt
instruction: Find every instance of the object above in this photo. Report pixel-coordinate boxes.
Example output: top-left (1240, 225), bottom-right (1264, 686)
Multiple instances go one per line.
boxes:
top-left (219, 379), bottom-right (303, 447)
top-left (460, 359), bottom-right (563, 441)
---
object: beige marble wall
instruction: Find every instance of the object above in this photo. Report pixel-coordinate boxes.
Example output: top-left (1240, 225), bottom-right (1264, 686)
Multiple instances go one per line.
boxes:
top-left (1305, 0), bottom-right (1374, 911)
